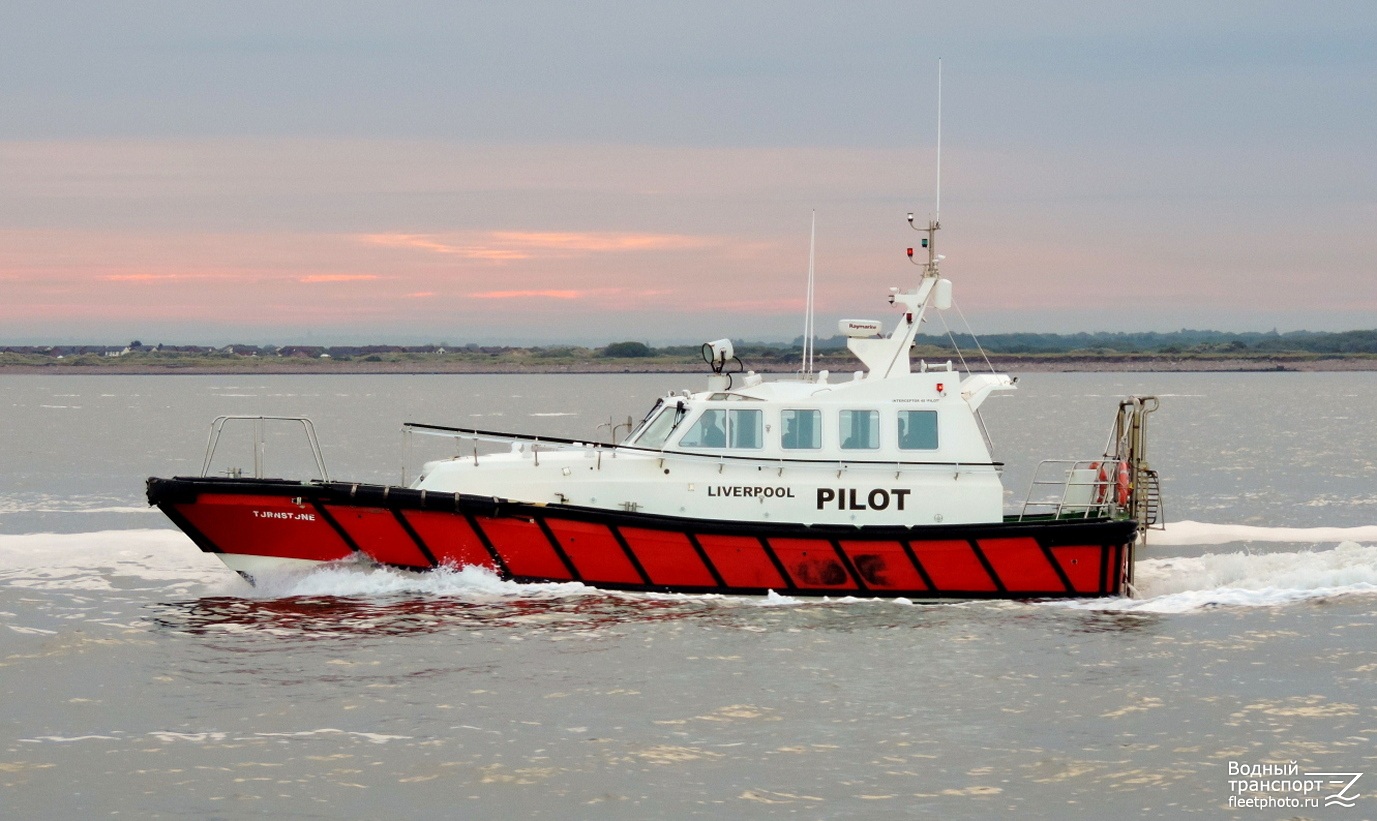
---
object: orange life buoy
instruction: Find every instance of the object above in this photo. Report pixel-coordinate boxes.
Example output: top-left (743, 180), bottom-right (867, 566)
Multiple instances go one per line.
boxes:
top-left (1092, 460), bottom-right (1132, 507)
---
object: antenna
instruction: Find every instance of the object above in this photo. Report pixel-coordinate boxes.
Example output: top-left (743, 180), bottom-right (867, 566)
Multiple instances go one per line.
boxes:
top-left (935, 57), bottom-right (942, 223)
top-left (801, 210), bottom-right (817, 374)
top-left (907, 59), bottom-right (942, 276)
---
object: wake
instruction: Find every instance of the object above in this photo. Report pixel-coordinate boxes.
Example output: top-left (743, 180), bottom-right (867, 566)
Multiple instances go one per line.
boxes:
top-left (1056, 520), bottom-right (1377, 613)
top-left (4, 523), bottom-right (1377, 613)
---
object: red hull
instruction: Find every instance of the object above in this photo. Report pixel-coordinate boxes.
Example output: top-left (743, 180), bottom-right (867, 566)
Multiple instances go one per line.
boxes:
top-left (149, 477), bottom-right (1137, 599)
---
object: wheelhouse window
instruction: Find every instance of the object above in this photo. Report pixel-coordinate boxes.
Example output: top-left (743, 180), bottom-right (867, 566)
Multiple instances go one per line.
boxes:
top-left (780, 409), bottom-right (821, 449)
top-left (679, 408), bottom-right (763, 450)
top-left (729, 409), bottom-right (762, 449)
top-left (839, 409), bottom-right (880, 450)
top-left (633, 402), bottom-right (686, 449)
top-left (897, 410), bottom-right (939, 450)
top-left (679, 409), bottom-right (726, 448)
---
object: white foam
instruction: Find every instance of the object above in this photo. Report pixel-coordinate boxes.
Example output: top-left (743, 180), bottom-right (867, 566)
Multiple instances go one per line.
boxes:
top-left (252, 729), bottom-right (411, 743)
top-left (0, 503), bottom-right (158, 515)
top-left (147, 731), bottom-right (229, 743)
top-left (0, 529), bottom-right (236, 591)
top-left (1153, 520), bottom-right (1377, 546)
top-left (20, 734), bottom-right (122, 743)
top-left (245, 561), bottom-right (595, 601)
top-left (1053, 541), bottom-right (1377, 613)
top-left (759, 589), bottom-right (801, 606)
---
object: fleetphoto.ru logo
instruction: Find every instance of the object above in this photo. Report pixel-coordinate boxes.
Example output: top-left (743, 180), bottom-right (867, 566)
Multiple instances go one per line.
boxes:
top-left (1227, 761), bottom-right (1363, 810)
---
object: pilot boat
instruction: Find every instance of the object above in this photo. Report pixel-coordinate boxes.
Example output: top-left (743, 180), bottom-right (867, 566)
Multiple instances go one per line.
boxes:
top-left (148, 213), bottom-right (1161, 599)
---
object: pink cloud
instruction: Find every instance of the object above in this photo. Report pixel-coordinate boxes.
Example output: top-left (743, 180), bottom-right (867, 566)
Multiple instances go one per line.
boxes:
top-left (102, 273), bottom-right (219, 282)
top-left (488, 231), bottom-right (707, 252)
top-left (359, 230), bottom-right (709, 262)
top-left (463, 287), bottom-right (681, 305)
top-left (469, 289), bottom-right (586, 300)
top-left (297, 274), bottom-right (380, 284)
top-left (359, 233), bottom-right (531, 261)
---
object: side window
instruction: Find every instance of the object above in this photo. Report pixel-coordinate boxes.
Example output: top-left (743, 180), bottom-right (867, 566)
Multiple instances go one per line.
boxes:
top-left (728, 409), bottom-right (762, 449)
top-left (780, 409), bottom-right (821, 450)
top-left (898, 410), bottom-right (939, 450)
top-left (679, 409), bottom-right (727, 448)
top-left (839, 410), bottom-right (879, 450)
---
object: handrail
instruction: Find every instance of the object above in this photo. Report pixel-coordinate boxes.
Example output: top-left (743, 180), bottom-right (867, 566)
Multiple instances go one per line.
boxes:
top-left (1014, 459), bottom-right (1116, 521)
top-left (201, 415), bottom-right (330, 481)
top-left (402, 421), bottom-right (1002, 471)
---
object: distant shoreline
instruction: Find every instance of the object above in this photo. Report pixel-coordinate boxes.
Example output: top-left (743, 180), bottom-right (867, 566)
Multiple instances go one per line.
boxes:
top-left (2, 354), bottom-right (1373, 375)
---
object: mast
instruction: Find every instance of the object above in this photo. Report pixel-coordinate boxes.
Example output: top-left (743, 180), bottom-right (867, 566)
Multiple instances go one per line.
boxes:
top-left (851, 58), bottom-right (948, 379)
top-left (801, 210), bottom-right (817, 375)
top-left (907, 58), bottom-right (942, 279)
top-left (934, 57), bottom-right (942, 225)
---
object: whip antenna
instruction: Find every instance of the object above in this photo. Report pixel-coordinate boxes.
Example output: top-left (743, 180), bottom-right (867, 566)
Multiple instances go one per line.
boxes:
top-left (907, 59), bottom-right (944, 275)
top-left (801, 210), bottom-right (817, 374)
top-left (935, 57), bottom-right (942, 223)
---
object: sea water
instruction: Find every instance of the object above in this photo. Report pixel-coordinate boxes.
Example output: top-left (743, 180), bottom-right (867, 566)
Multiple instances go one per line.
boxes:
top-left (2, 372), bottom-right (1375, 818)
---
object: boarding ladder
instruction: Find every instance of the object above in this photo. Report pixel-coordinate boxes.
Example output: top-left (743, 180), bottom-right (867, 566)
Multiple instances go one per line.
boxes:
top-left (1108, 396), bottom-right (1162, 540)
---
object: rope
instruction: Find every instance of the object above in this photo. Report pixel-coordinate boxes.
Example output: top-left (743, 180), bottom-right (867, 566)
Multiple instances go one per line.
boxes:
top-left (952, 299), bottom-right (997, 374)
top-left (935, 311), bottom-right (974, 375)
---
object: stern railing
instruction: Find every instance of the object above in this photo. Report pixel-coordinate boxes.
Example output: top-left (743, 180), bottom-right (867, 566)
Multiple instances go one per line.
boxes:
top-left (1014, 459), bottom-right (1118, 521)
top-left (1013, 396), bottom-right (1162, 538)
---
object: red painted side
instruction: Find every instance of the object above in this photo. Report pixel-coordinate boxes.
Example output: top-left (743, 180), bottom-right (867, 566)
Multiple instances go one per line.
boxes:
top-left (768, 537), bottom-right (853, 590)
top-left (979, 537), bottom-right (1066, 593)
top-left (620, 527), bottom-right (717, 588)
top-left (696, 534), bottom-right (786, 589)
top-left (174, 494), bottom-right (353, 562)
top-left (545, 519), bottom-right (643, 585)
top-left (839, 540), bottom-right (928, 592)
top-left (167, 483), bottom-right (1130, 597)
top-left (477, 518), bottom-right (571, 580)
top-left (322, 505), bottom-right (433, 569)
top-left (399, 510), bottom-right (497, 571)
top-left (913, 540), bottom-right (998, 592)
top-left (1050, 545), bottom-right (1106, 594)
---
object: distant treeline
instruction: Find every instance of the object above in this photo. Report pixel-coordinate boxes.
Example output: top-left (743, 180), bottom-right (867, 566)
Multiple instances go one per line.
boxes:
top-left (4, 327), bottom-right (1377, 361)
top-left (800, 328), bottom-right (1377, 355)
top-left (2, 342), bottom-right (488, 360)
